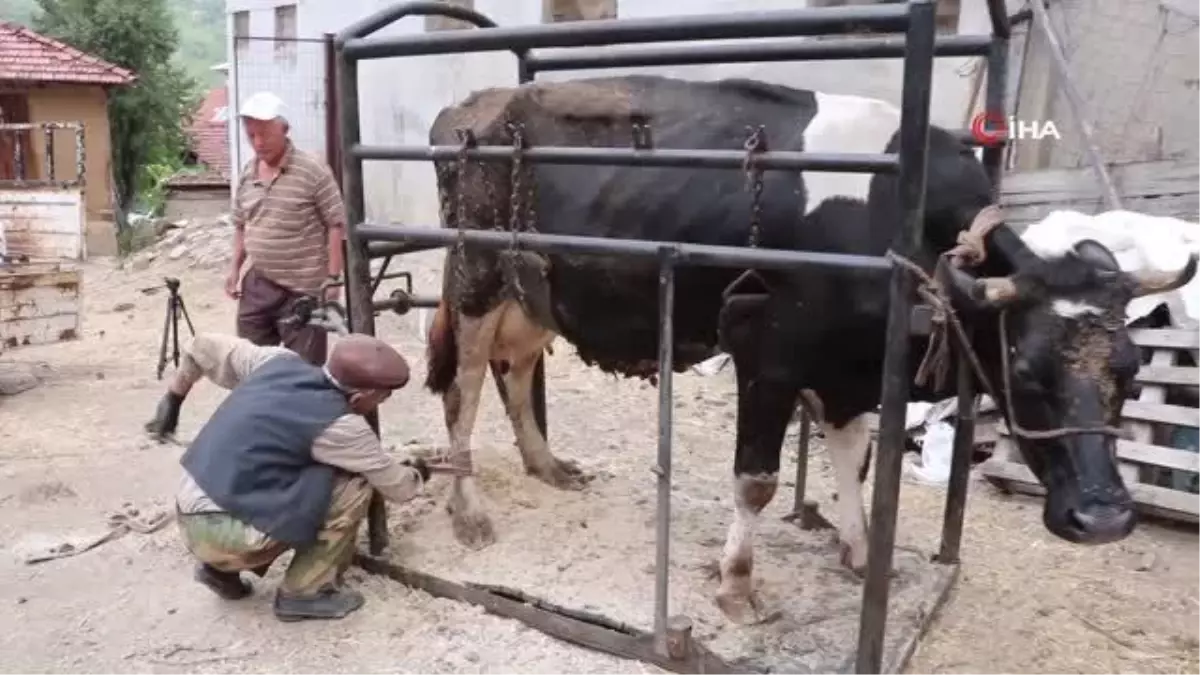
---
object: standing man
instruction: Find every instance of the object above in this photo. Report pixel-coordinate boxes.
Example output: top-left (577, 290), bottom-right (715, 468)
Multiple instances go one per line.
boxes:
top-left (228, 91), bottom-right (346, 366)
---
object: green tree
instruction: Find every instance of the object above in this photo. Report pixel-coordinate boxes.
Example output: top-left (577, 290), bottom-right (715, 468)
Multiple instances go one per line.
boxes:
top-left (34, 0), bottom-right (200, 244)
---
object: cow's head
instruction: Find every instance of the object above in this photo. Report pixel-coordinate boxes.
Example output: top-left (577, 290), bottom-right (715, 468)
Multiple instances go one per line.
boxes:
top-left (944, 236), bottom-right (1196, 544)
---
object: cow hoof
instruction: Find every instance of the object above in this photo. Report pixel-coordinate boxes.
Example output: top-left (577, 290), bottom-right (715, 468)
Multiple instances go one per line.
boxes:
top-left (715, 587), bottom-right (769, 626)
top-left (530, 458), bottom-right (591, 491)
top-left (839, 540), bottom-right (867, 578)
top-left (446, 486), bottom-right (496, 550)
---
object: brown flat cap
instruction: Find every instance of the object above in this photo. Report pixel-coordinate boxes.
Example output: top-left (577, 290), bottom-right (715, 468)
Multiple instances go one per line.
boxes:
top-left (326, 334), bottom-right (410, 391)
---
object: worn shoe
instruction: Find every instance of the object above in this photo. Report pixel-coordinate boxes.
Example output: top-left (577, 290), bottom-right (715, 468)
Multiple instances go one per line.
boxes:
top-left (273, 584), bottom-right (365, 622)
top-left (194, 563), bottom-right (253, 600)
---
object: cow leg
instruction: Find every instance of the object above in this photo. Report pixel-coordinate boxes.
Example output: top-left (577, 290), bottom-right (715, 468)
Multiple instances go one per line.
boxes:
top-left (444, 306), bottom-right (505, 550)
top-left (822, 414), bottom-right (872, 574)
top-left (492, 302), bottom-right (588, 489)
top-left (715, 363), bottom-right (799, 625)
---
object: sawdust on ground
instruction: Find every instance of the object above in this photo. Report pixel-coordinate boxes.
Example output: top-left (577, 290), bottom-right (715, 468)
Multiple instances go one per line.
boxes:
top-left (0, 246), bottom-right (1196, 674)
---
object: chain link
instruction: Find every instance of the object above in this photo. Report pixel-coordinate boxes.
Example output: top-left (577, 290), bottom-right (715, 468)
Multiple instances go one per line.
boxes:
top-left (447, 128), bottom-right (477, 318)
top-left (503, 120), bottom-right (528, 302)
top-left (742, 125), bottom-right (768, 249)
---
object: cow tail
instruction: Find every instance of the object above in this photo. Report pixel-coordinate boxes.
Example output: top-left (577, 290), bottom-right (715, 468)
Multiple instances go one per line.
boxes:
top-left (424, 298), bottom-right (458, 394)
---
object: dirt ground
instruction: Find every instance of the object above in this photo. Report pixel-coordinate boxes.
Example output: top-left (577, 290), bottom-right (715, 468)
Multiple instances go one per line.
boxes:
top-left (1, 247), bottom-right (1197, 674)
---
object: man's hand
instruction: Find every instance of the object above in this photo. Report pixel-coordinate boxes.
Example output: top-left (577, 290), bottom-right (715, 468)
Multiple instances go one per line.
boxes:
top-left (224, 269), bottom-right (242, 300)
top-left (145, 391), bottom-right (185, 439)
top-left (400, 457), bottom-right (471, 481)
top-left (324, 284), bottom-right (340, 303)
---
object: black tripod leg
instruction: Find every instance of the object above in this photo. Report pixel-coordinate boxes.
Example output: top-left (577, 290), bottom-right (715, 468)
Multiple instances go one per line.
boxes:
top-left (170, 295), bottom-right (182, 369)
top-left (157, 297), bottom-right (172, 380)
top-left (176, 295), bottom-right (197, 336)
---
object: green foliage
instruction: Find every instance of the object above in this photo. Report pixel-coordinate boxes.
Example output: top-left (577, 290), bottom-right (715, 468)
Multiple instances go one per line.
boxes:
top-left (33, 0), bottom-right (201, 252)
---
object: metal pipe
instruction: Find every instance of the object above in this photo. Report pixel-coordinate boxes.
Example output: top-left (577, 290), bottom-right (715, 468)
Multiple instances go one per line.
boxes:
top-left (936, 349), bottom-right (977, 564)
top-left (368, 240), bottom-right (447, 258)
top-left (336, 46), bottom-right (389, 556)
top-left (791, 410), bottom-right (811, 514)
top-left (855, 2), bottom-right (937, 672)
top-left (353, 144), bottom-right (899, 173)
top-left (526, 34), bottom-right (990, 73)
top-left (981, 36), bottom-right (1009, 192)
top-left (652, 249), bottom-right (677, 656)
top-left (372, 293), bottom-right (441, 314)
top-left (343, 5), bottom-right (911, 60)
top-left (1028, 0), bottom-right (1121, 210)
top-left (337, 0), bottom-right (498, 42)
top-left (324, 32), bottom-right (342, 186)
top-left (355, 223), bottom-right (895, 274)
top-left (986, 0), bottom-right (1012, 39)
top-left (43, 126), bottom-right (55, 182)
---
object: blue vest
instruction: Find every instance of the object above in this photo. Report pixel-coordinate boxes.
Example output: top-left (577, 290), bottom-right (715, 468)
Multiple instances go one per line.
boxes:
top-left (180, 353), bottom-right (351, 548)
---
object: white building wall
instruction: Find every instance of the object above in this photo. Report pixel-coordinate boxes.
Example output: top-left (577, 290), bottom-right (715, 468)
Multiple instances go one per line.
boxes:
top-left (225, 0), bottom-right (1015, 226)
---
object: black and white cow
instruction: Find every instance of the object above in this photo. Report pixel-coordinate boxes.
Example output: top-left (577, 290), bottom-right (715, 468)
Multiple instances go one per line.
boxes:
top-left (421, 74), bottom-right (1196, 623)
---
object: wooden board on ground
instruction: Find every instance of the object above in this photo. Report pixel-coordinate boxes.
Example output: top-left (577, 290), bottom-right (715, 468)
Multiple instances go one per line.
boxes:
top-left (980, 327), bottom-right (1200, 525)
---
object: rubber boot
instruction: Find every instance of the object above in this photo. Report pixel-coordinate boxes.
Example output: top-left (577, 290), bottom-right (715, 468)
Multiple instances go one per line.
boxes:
top-left (273, 584), bottom-right (365, 622)
top-left (194, 563), bottom-right (253, 600)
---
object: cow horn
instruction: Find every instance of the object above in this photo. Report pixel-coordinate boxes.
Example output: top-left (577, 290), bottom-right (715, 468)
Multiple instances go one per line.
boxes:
top-left (1129, 252), bottom-right (1198, 298)
top-left (941, 261), bottom-right (1021, 309)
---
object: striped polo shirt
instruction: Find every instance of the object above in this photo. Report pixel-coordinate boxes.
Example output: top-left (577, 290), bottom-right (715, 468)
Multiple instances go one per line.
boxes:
top-left (235, 142), bottom-right (346, 295)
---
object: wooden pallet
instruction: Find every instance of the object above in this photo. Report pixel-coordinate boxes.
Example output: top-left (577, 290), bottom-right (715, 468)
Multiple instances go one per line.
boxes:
top-left (980, 327), bottom-right (1200, 525)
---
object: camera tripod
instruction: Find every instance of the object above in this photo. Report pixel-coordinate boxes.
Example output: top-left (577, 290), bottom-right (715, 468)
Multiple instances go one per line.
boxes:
top-left (157, 277), bottom-right (196, 380)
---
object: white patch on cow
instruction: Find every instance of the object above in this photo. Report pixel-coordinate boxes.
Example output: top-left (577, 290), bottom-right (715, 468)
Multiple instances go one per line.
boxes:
top-left (721, 475), bottom-right (765, 572)
top-left (801, 92), bottom-right (902, 216)
top-left (823, 414), bottom-right (871, 571)
top-left (716, 472), bottom-right (778, 622)
top-left (1052, 298), bottom-right (1104, 318)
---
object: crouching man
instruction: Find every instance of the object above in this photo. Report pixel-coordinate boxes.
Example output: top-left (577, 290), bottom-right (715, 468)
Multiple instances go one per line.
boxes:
top-left (144, 331), bottom-right (441, 622)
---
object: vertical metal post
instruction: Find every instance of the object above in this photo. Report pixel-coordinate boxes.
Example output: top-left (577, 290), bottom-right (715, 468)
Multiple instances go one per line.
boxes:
top-left (856, 2), bottom-right (936, 673)
top-left (981, 37), bottom-right (1008, 193)
top-left (792, 410), bottom-right (811, 513)
top-left (653, 247), bottom-right (677, 656)
top-left (43, 126), bottom-right (55, 181)
top-left (324, 32), bottom-right (343, 186)
top-left (936, 349), bottom-right (977, 564)
top-left (74, 125), bottom-right (86, 188)
top-left (337, 45), bottom-right (389, 556)
top-left (14, 132), bottom-right (24, 180)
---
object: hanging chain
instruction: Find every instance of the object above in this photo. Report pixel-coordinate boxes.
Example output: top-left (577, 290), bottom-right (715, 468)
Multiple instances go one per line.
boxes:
top-left (742, 125), bottom-right (768, 249)
top-left (448, 128), bottom-right (477, 317)
top-left (501, 120), bottom-right (528, 302)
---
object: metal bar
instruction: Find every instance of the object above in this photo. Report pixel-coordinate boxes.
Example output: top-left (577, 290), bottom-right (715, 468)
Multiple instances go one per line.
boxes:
top-left (368, 240), bottom-right (446, 258)
top-left (230, 35), bottom-right (330, 43)
top-left (936, 349), bottom-right (977, 564)
top-left (986, 0), bottom-right (1013, 39)
top-left (653, 250), bottom-right (677, 656)
top-left (343, 5), bottom-right (912, 60)
top-left (526, 34), bottom-right (990, 73)
top-left (355, 223), bottom-right (894, 274)
top-left (372, 294), bottom-right (440, 314)
top-left (43, 126), bottom-right (55, 182)
top-left (792, 410), bottom-right (811, 515)
top-left (1028, 0), bottom-right (1121, 210)
top-left (74, 125), bottom-right (85, 188)
top-left (338, 0), bottom-right (497, 41)
top-left (14, 132), bottom-right (24, 180)
top-left (353, 144), bottom-right (899, 173)
top-left (336, 45), bottom-right (389, 556)
top-left (856, 2), bottom-right (936, 672)
top-left (324, 32), bottom-right (342, 186)
top-left (981, 37), bottom-right (1009, 191)
top-left (0, 121), bottom-right (82, 131)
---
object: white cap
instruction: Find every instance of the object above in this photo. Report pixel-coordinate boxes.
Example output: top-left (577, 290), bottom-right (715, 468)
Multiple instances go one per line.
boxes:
top-left (239, 91), bottom-right (287, 121)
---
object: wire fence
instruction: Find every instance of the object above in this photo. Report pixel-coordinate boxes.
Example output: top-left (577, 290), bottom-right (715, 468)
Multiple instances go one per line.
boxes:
top-left (230, 35), bottom-right (336, 185)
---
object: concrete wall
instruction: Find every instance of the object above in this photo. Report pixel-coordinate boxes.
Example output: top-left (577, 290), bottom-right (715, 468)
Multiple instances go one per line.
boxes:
top-left (1012, 0), bottom-right (1199, 170)
top-left (163, 186), bottom-right (233, 221)
top-left (225, 0), bottom-right (1020, 226)
top-left (23, 85), bottom-right (118, 256)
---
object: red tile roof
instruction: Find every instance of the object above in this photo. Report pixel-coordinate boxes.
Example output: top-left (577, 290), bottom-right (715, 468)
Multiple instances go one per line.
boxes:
top-left (0, 21), bottom-right (136, 86)
top-left (185, 87), bottom-right (230, 179)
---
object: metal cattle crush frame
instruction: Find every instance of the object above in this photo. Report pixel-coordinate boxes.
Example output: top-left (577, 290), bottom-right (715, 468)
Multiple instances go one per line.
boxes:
top-left (334, 1), bottom-right (1012, 672)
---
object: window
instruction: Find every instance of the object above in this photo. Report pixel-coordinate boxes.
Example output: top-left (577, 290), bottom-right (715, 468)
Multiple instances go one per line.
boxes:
top-left (233, 10), bottom-right (250, 58)
top-left (543, 0), bottom-right (617, 22)
top-left (274, 4), bottom-right (297, 65)
top-left (425, 0), bottom-right (475, 31)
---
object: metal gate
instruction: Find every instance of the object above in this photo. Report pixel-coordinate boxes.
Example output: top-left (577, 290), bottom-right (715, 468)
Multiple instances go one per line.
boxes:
top-left (334, 1), bottom-right (1013, 672)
